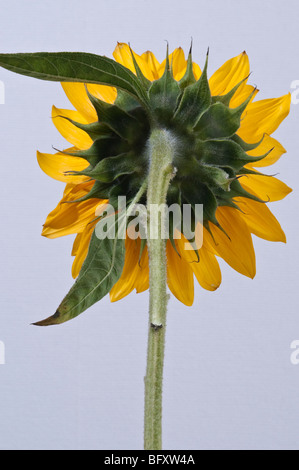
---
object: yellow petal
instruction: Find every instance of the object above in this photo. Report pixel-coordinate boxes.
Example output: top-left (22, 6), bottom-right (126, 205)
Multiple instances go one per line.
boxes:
top-left (208, 206), bottom-right (256, 278)
top-left (52, 106), bottom-right (93, 150)
top-left (110, 237), bottom-right (141, 301)
top-left (166, 240), bottom-right (194, 306)
top-left (192, 62), bottom-right (202, 80)
top-left (71, 233), bottom-right (82, 257)
top-left (42, 182), bottom-right (106, 238)
top-left (37, 149), bottom-right (89, 183)
top-left (209, 51), bottom-right (250, 96)
top-left (246, 135), bottom-right (286, 167)
top-left (240, 174), bottom-right (292, 201)
top-left (113, 42), bottom-right (153, 80)
top-left (113, 42), bottom-right (136, 72)
top-left (87, 83), bottom-right (117, 104)
top-left (134, 246), bottom-right (150, 293)
top-left (235, 197), bottom-right (286, 242)
top-left (141, 51), bottom-right (161, 80)
top-left (71, 220), bottom-right (96, 278)
top-left (230, 84), bottom-right (258, 108)
top-left (61, 82), bottom-right (97, 123)
top-left (42, 201), bottom-right (97, 238)
top-left (238, 94), bottom-right (291, 142)
top-left (176, 235), bottom-right (222, 291)
top-left (158, 47), bottom-right (187, 81)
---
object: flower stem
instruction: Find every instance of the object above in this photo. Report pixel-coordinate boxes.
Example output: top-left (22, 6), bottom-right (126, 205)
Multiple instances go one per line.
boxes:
top-left (144, 129), bottom-right (174, 450)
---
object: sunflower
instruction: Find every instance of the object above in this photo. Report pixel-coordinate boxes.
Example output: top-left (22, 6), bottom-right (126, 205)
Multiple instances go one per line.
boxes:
top-left (36, 43), bottom-right (291, 308)
top-left (0, 41), bottom-right (292, 451)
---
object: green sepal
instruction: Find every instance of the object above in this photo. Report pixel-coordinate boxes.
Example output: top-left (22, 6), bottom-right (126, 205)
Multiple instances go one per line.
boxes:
top-left (218, 178), bottom-right (266, 203)
top-left (231, 133), bottom-right (265, 152)
top-left (178, 45), bottom-right (196, 90)
top-left (211, 74), bottom-right (250, 106)
top-left (114, 89), bottom-right (141, 113)
top-left (194, 102), bottom-right (242, 139)
top-left (174, 50), bottom-right (211, 128)
top-left (196, 139), bottom-right (268, 171)
top-left (72, 152), bottom-right (139, 183)
top-left (148, 46), bottom-right (181, 124)
top-left (64, 180), bottom-right (111, 203)
top-left (194, 88), bottom-right (256, 139)
top-left (85, 86), bottom-right (139, 140)
top-left (195, 163), bottom-right (232, 191)
top-left (182, 181), bottom-right (219, 226)
top-left (128, 44), bottom-right (152, 91)
top-left (62, 135), bottom-right (124, 167)
top-left (54, 114), bottom-right (107, 141)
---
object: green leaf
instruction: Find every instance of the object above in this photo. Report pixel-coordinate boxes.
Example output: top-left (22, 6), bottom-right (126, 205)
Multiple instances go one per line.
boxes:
top-left (0, 51), bottom-right (150, 108)
top-left (33, 222), bottom-right (126, 326)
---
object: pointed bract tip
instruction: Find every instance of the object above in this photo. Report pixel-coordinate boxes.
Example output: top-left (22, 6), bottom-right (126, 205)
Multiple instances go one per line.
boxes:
top-left (32, 310), bottom-right (61, 327)
top-left (189, 37), bottom-right (193, 56)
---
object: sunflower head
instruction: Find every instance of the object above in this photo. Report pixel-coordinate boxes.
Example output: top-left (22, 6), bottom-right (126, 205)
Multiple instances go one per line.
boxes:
top-left (0, 43), bottom-right (291, 324)
top-left (59, 45), bottom-right (283, 242)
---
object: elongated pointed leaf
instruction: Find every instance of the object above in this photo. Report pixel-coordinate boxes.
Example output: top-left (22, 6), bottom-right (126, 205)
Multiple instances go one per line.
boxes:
top-left (33, 224), bottom-right (126, 326)
top-left (0, 51), bottom-right (150, 107)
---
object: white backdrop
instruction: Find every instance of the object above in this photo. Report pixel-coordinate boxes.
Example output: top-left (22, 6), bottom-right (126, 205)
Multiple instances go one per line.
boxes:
top-left (0, 0), bottom-right (298, 450)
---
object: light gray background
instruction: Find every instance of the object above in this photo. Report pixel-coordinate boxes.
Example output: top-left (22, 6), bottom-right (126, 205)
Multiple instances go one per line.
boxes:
top-left (0, 0), bottom-right (298, 450)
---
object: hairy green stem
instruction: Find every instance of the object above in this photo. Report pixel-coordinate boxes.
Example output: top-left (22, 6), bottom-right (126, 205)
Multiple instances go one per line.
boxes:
top-left (144, 129), bottom-right (175, 450)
